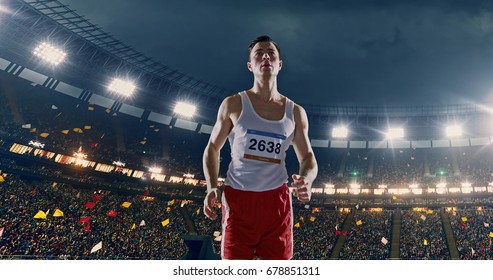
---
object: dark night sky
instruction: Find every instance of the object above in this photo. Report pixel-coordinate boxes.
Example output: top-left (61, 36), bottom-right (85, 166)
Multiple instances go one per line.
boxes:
top-left (59, 0), bottom-right (493, 107)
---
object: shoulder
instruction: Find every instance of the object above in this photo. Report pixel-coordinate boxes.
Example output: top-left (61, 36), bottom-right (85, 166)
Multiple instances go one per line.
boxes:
top-left (293, 102), bottom-right (308, 121)
top-left (220, 93), bottom-right (242, 113)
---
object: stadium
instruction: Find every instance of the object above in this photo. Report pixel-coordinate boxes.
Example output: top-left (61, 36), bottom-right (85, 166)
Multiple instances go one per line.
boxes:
top-left (1, 0), bottom-right (493, 261)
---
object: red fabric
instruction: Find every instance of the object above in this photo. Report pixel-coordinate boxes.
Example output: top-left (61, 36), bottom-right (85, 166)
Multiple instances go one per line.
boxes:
top-left (336, 230), bottom-right (341, 235)
top-left (92, 195), bottom-right (101, 202)
top-left (85, 202), bottom-right (96, 209)
top-left (342, 231), bottom-right (347, 236)
top-left (79, 217), bottom-right (91, 223)
top-left (107, 210), bottom-right (118, 217)
top-left (84, 222), bottom-right (90, 232)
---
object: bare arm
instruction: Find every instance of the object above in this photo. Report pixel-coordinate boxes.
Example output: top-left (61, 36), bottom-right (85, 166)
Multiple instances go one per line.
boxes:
top-left (203, 96), bottom-right (235, 219)
top-left (291, 104), bottom-right (318, 202)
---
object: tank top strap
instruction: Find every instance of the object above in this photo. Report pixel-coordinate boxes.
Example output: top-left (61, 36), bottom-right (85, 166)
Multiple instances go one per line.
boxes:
top-left (285, 97), bottom-right (295, 121)
top-left (239, 91), bottom-right (254, 115)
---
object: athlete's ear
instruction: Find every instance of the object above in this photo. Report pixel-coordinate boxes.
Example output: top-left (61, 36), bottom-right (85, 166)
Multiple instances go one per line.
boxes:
top-left (247, 61), bottom-right (252, 72)
top-left (279, 60), bottom-right (283, 71)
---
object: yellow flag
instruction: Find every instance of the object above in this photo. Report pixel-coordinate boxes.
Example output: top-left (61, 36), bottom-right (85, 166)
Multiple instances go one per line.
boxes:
top-left (489, 232), bottom-right (493, 238)
top-left (40, 132), bottom-right (49, 138)
top-left (0, 176), bottom-right (5, 183)
top-left (461, 217), bottom-right (467, 222)
top-left (84, 125), bottom-right (92, 130)
top-left (105, 108), bottom-right (111, 113)
top-left (30, 128), bottom-right (37, 132)
top-left (52, 182), bottom-right (57, 187)
top-left (427, 209), bottom-right (433, 214)
top-left (310, 216), bottom-right (316, 222)
top-left (300, 216), bottom-right (304, 222)
top-left (34, 210), bottom-right (47, 219)
top-left (121, 202), bottom-right (132, 208)
top-left (424, 239), bottom-right (428, 246)
top-left (166, 207), bottom-right (171, 212)
top-left (61, 130), bottom-right (69, 134)
top-left (196, 208), bottom-right (200, 215)
top-left (131, 224), bottom-right (136, 230)
top-left (294, 222), bottom-right (300, 228)
top-left (140, 140), bottom-right (146, 145)
top-left (161, 219), bottom-right (170, 227)
top-left (392, 195), bottom-right (397, 200)
top-left (88, 107), bottom-right (94, 111)
top-left (168, 199), bottom-right (175, 206)
top-left (356, 220), bottom-right (363, 226)
top-left (73, 128), bottom-right (83, 133)
top-left (53, 209), bottom-right (64, 217)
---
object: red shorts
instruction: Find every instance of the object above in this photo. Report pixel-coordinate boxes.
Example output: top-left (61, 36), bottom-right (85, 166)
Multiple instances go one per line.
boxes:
top-left (221, 183), bottom-right (293, 260)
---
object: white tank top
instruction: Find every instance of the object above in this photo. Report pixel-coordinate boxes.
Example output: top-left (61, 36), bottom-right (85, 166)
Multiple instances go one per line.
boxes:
top-left (224, 91), bottom-right (295, 192)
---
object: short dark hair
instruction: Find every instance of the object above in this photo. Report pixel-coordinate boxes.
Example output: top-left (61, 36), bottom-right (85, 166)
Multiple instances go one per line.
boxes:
top-left (247, 35), bottom-right (281, 61)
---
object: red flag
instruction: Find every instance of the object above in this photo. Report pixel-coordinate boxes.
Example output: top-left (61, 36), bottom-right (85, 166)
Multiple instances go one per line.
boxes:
top-left (79, 217), bottom-right (91, 223)
top-left (31, 189), bottom-right (37, 195)
top-left (460, 222), bottom-right (467, 228)
top-left (482, 245), bottom-right (485, 251)
top-left (84, 222), bottom-right (91, 232)
top-left (92, 195), bottom-right (101, 202)
top-left (107, 210), bottom-right (117, 217)
top-left (143, 191), bottom-right (149, 196)
top-left (85, 202), bottom-right (96, 209)
top-left (342, 231), bottom-right (347, 236)
top-left (336, 230), bottom-right (341, 235)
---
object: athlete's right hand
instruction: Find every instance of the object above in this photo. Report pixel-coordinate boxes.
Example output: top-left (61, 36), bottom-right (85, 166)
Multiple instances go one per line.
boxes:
top-left (204, 188), bottom-right (221, 220)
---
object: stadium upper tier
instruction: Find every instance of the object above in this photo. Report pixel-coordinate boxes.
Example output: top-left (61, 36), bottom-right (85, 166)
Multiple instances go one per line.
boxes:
top-left (1, 0), bottom-right (493, 142)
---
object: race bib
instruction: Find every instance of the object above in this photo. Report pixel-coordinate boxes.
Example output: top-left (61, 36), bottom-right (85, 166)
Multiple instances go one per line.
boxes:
top-left (243, 129), bottom-right (285, 164)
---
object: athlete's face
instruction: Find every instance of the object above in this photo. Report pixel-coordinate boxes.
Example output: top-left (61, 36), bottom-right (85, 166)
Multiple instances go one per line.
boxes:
top-left (247, 42), bottom-right (282, 77)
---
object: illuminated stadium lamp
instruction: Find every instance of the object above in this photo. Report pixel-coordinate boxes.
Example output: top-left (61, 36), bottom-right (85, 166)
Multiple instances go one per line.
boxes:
top-left (183, 173), bottom-right (195, 179)
top-left (461, 182), bottom-right (473, 194)
top-left (148, 166), bottom-right (162, 174)
top-left (349, 183), bottom-right (360, 189)
top-left (332, 126), bottom-right (348, 138)
top-left (107, 78), bottom-right (136, 97)
top-left (448, 187), bottom-right (461, 193)
top-left (436, 183), bottom-right (447, 194)
top-left (378, 184), bottom-right (387, 189)
top-left (33, 42), bottom-right (66, 66)
top-left (73, 152), bottom-right (87, 159)
top-left (28, 140), bottom-right (45, 149)
top-left (336, 188), bottom-right (349, 194)
top-left (474, 186), bottom-right (487, 193)
top-left (409, 183), bottom-right (419, 189)
top-left (411, 188), bottom-right (423, 195)
top-left (324, 183), bottom-right (335, 195)
top-left (445, 125), bottom-right (462, 138)
top-left (112, 161), bottom-right (126, 167)
top-left (174, 102), bottom-right (196, 118)
top-left (386, 128), bottom-right (404, 139)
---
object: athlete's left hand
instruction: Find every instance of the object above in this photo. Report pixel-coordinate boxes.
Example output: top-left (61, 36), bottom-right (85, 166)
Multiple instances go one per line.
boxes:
top-left (291, 174), bottom-right (311, 202)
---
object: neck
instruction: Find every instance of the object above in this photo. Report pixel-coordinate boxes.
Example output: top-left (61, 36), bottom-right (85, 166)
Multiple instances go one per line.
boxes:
top-left (251, 77), bottom-right (279, 102)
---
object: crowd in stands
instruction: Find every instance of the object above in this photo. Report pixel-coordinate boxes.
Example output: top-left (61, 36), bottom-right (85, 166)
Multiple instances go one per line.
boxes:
top-left (400, 209), bottom-right (450, 259)
top-left (339, 209), bottom-right (392, 259)
top-left (449, 208), bottom-right (493, 260)
top-left (0, 175), bottom-right (189, 259)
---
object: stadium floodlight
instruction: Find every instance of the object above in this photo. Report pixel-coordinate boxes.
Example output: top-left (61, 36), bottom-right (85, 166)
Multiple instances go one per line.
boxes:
top-left (332, 126), bottom-right (348, 138)
top-left (33, 42), bottom-right (66, 66)
top-left (183, 173), bottom-right (195, 178)
top-left (445, 125), bottom-right (462, 138)
top-left (461, 182), bottom-right (473, 194)
top-left (112, 161), bottom-right (125, 167)
top-left (28, 140), bottom-right (45, 149)
top-left (324, 183), bottom-right (335, 195)
top-left (107, 78), bottom-right (136, 97)
top-left (349, 183), bottom-right (360, 189)
top-left (174, 102), bottom-right (196, 118)
top-left (73, 152), bottom-right (87, 159)
top-left (386, 127), bottom-right (404, 139)
top-left (148, 166), bottom-right (162, 174)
